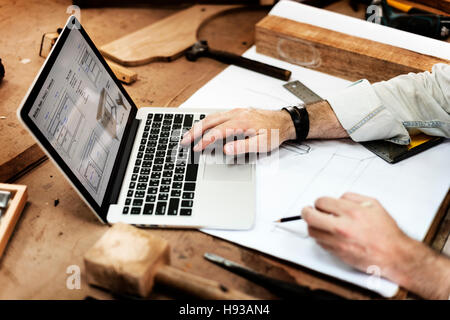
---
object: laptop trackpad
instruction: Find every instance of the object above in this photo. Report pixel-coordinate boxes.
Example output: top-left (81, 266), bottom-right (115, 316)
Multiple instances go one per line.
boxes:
top-left (203, 164), bottom-right (252, 182)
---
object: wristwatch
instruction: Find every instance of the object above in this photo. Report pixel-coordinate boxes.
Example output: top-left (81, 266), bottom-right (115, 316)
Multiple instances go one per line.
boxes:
top-left (282, 105), bottom-right (310, 143)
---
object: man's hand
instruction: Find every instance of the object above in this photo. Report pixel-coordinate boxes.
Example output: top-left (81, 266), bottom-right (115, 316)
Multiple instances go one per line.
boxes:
top-left (180, 101), bottom-right (348, 155)
top-left (303, 192), bottom-right (450, 299)
top-left (302, 192), bottom-right (409, 277)
top-left (180, 108), bottom-right (296, 155)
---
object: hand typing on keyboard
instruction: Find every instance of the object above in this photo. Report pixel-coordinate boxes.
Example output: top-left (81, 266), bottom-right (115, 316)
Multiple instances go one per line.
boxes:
top-left (181, 103), bottom-right (349, 155)
top-left (180, 108), bottom-right (296, 155)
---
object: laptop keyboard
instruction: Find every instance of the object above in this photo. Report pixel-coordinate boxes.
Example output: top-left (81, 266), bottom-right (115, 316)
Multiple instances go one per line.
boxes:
top-left (122, 113), bottom-right (205, 217)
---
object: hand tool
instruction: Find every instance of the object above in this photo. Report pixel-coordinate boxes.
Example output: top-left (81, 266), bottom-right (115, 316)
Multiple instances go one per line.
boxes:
top-left (204, 253), bottom-right (344, 300)
top-left (386, 0), bottom-right (433, 14)
top-left (186, 40), bottom-right (292, 81)
top-left (84, 223), bottom-right (256, 299)
top-left (367, 0), bottom-right (450, 39)
top-left (283, 80), bottom-right (322, 104)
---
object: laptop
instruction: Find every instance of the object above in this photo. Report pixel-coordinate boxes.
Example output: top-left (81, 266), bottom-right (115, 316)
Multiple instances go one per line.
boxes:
top-left (17, 16), bottom-right (255, 230)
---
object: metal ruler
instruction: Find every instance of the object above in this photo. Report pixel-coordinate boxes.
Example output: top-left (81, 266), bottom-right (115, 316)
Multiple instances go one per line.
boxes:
top-left (283, 80), bottom-right (323, 104)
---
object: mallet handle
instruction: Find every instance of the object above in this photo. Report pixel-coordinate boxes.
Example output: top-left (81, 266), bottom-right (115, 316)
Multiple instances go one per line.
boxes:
top-left (207, 49), bottom-right (291, 81)
top-left (155, 265), bottom-right (256, 300)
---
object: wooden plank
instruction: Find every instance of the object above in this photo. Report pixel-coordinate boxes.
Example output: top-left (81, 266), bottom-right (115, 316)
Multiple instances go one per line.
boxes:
top-left (0, 183), bottom-right (27, 259)
top-left (100, 5), bottom-right (241, 66)
top-left (255, 15), bottom-right (449, 83)
top-left (104, 58), bottom-right (138, 84)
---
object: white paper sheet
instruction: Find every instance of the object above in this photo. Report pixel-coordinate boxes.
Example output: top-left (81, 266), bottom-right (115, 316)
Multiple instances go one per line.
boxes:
top-left (179, 2), bottom-right (450, 297)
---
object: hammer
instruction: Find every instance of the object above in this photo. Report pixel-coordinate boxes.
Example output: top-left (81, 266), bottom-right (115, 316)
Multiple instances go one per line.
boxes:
top-left (84, 223), bottom-right (255, 299)
top-left (186, 40), bottom-right (291, 81)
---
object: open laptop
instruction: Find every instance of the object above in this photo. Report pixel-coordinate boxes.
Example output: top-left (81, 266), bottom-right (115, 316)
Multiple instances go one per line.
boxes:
top-left (17, 16), bottom-right (255, 230)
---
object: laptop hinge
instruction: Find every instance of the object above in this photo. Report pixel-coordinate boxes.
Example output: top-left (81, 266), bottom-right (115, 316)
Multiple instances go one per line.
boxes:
top-left (108, 118), bottom-right (140, 205)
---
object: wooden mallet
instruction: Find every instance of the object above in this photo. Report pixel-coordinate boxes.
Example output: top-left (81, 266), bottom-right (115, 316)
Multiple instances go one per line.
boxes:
top-left (84, 223), bottom-right (255, 299)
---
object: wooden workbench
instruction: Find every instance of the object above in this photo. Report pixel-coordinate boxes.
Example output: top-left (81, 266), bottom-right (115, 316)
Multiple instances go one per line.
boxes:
top-left (0, 0), bottom-right (448, 300)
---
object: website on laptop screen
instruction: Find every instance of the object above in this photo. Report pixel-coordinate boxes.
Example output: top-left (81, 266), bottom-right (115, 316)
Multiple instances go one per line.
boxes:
top-left (28, 28), bottom-right (132, 205)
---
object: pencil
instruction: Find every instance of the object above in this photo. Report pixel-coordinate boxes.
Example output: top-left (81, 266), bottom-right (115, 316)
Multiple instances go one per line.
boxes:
top-left (274, 215), bottom-right (302, 223)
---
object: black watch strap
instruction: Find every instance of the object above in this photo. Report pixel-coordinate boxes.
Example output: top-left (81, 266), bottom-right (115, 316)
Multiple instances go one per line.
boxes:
top-left (282, 106), bottom-right (310, 143)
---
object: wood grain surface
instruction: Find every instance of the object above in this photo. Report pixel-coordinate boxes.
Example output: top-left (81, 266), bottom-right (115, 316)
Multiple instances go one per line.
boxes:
top-left (255, 15), bottom-right (449, 82)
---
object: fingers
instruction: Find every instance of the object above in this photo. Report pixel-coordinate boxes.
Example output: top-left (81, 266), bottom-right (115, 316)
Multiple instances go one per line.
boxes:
top-left (193, 122), bottom-right (245, 152)
top-left (314, 197), bottom-right (357, 217)
top-left (181, 111), bottom-right (231, 146)
top-left (341, 192), bottom-right (373, 204)
top-left (224, 135), bottom-right (262, 155)
top-left (180, 108), bottom-right (282, 154)
top-left (301, 206), bottom-right (337, 233)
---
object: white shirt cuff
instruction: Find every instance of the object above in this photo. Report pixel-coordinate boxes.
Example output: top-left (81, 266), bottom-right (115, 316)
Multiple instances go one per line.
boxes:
top-left (325, 79), bottom-right (410, 144)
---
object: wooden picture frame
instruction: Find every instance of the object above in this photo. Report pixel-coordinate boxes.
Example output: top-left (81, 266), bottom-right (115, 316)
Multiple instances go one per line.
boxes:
top-left (0, 183), bottom-right (28, 259)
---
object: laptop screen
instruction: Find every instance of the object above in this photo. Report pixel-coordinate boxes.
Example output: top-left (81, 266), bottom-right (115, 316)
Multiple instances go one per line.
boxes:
top-left (27, 26), bottom-right (133, 206)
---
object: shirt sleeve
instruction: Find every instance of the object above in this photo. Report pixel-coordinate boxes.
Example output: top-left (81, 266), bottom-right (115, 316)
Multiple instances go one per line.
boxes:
top-left (325, 63), bottom-right (450, 145)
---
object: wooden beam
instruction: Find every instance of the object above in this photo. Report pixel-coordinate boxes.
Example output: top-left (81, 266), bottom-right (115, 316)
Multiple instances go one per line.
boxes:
top-left (255, 15), bottom-right (449, 83)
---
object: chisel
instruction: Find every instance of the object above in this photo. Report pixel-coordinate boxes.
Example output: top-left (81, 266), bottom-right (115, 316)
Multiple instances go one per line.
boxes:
top-left (204, 253), bottom-right (344, 300)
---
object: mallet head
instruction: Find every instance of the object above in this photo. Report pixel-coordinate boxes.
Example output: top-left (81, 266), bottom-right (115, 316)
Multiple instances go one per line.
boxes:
top-left (185, 40), bottom-right (209, 61)
top-left (84, 223), bottom-right (170, 297)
